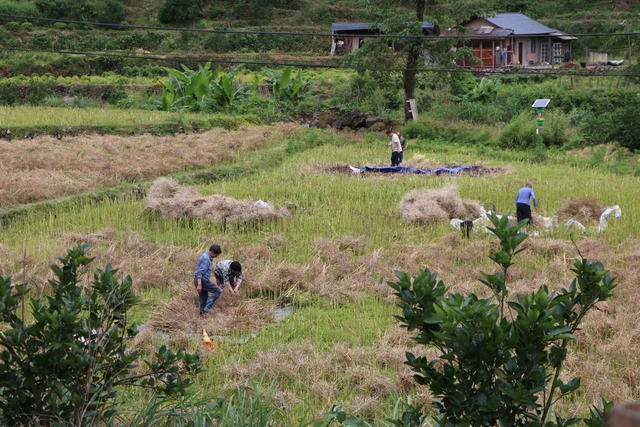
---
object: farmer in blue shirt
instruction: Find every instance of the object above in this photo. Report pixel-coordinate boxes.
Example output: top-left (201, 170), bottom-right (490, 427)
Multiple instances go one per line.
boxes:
top-left (515, 182), bottom-right (538, 224)
top-left (194, 244), bottom-right (222, 315)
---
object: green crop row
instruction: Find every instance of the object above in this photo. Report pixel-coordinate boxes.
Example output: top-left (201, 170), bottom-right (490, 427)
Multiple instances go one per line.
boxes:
top-left (0, 106), bottom-right (259, 137)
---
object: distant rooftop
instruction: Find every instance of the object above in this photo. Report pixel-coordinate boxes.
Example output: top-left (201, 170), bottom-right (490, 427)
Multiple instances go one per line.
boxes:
top-left (485, 12), bottom-right (573, 37)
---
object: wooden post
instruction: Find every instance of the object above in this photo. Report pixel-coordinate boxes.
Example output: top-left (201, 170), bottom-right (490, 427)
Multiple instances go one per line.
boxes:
top-left (407, 99), bottom-right (419, 120)
top-left (492, 39), bottom-right (495, 68)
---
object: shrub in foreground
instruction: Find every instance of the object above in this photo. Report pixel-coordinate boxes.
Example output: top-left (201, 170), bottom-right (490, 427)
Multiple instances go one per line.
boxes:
top-left (389, 214), bottom-right (615, 425)
top-left (0, 244), bottom-right (200, 425)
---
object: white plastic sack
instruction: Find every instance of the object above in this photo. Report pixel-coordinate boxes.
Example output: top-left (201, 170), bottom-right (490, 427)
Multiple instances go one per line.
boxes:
top-left (597, 205), bottom-right (622, 232)
top-left (537, 216), bottom-right (555, 230)
top-left (564, 218), bottom-right (586, 231)
top-left (450, 219), bottom-right (464, 230)
top-left (254, 200), bottom-right (271, 209)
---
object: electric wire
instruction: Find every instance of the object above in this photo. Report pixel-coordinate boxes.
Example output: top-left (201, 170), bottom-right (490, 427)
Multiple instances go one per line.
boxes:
top-left (5, 47), bottom-right (640, 77)
top-left (2, 13), bottom-right (640, 40)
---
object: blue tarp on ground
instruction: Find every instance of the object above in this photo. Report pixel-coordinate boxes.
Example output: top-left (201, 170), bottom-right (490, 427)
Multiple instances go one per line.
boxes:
top-left (359, 165), bottom-right (481, 175)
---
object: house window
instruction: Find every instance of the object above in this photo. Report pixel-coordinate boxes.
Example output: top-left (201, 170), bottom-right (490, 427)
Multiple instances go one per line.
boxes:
top-left (553, 42), bottom-right (563, 64)
top-left (541, 42), bottom-right (549, 62)
top-left (531, 39), bottom-right (537, 54)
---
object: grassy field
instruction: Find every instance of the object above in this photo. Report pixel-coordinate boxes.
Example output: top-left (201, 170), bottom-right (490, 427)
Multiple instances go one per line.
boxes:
top-left (1, 129), bottom-right (639, 423)
top-left (0, 106), bottom-right (258, 137)
top-left (0, 106), bottom-right (208, 127)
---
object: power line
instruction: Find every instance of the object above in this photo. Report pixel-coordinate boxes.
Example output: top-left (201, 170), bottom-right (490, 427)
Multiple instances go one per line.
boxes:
top-left (6, 47), bottom-right (640, 77)
top-left (2, 13), bottom-right (640, 40)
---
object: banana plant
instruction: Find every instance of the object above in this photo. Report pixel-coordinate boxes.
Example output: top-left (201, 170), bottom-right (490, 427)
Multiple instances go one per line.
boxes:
top-left (159, 63), bottom-right (252, 110)
top-left (263, 67), bottom-right (308, 102)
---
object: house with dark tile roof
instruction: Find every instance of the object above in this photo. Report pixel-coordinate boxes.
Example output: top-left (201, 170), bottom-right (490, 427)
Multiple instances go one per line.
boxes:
top-left (457, 13), bottom-right (576, 68)
top-left (331, 13), bottom-right (575, 68)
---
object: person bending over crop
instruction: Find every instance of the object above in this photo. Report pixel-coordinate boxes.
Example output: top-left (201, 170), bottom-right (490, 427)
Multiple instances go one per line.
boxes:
top-left (386, 129), bottom-right (403, 166)
top-left (214, 260), bottom-right (243, 295)
top-left (194, 244), bottom-right (222, 316)
top-left (515, 182), bottom-right (538, 225)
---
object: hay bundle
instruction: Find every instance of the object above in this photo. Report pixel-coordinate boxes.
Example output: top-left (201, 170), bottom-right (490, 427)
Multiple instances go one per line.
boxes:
top-left (255, 262), bottom-right (308, 294)
top-left (146, 178), bottom-right (290, 223)
top-left (403, 154), bottom-right (440, 171)
top-left (398, 184), bottom-right (482, 224)
top-left (0, 245), bottom-right (15, 275)
top-left (148, 288), bottom-right (274, 335)
top-left (558, 198), bottom-right (603, 224)
top-left (63, 228), bottom-right (117, 244)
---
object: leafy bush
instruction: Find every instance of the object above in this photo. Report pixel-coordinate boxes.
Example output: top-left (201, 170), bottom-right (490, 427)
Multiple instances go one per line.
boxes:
top-left (19, 21), bottom-right (32, 31)
top-left (402, 116), bottom-right (498, 146)
top-left (302, 5), bottom-right (335, 24)
top-left (0, 244), bottom-right (200, 425)
top-left (429, 101), bottom-right (514, 125)
top-left (35, 0), bottom-right (126, 22)
top-left (158, 0), bottom-right (202, 23)
top-left (500, 110), bottom-right (572, 148)
top-left (581, 101), bottom-right (640, 150)
top-left (389, 214), bottom-right (616, 426)
top-left (452, 77), bottom-right (501, 102)
top-left (3, 21), bottom-right (19, 31)
top-left (0, 0), bottom-right (40, 17)
top-left (96, 0), bottom-right (127, 24)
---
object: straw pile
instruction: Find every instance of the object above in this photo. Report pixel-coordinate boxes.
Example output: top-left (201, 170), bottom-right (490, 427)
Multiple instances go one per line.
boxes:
top-left (557, 198), bottom-right (604, 224)
top-left (403, 154), bottom-right (440, 171)
top-left (149, 287), bottom-right (274, 335)
top-left (145, 178), bottom-right (290, 223)
top-left (398, 184), bottom-right (483, 224)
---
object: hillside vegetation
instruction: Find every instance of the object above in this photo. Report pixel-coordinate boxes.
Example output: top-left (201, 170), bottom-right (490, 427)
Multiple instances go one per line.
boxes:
top-left (0, 0), bottom-right (639, 424)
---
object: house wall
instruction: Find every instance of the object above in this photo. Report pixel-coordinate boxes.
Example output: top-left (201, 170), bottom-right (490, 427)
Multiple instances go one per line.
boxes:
top-left (516, 38), bottom-right (542, 65)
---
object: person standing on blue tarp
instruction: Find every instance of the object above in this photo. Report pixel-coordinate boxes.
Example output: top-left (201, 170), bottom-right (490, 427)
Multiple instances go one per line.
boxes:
top-left (194, 244), bottom-right (222, 316)
top-left (515, 182), bottom-right (538, 225)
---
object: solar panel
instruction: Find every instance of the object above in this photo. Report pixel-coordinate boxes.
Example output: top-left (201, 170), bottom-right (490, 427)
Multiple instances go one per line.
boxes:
top-left (532, 99), bottom-right (551, 108)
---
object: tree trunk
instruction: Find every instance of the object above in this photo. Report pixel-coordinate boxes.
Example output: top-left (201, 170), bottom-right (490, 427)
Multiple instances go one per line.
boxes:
top-left (403, 0), bottom-right (427, 121)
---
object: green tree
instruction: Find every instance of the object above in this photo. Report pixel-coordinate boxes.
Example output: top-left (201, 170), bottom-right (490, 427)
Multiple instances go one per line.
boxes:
top-left (353, 0), bottom-right (493, 121)
top-left (159, 0), bottom-right (203, 24)
top-left (389, 215), bottom-right (615, 425)
top-left (0, 244), bottom-right (200, 425)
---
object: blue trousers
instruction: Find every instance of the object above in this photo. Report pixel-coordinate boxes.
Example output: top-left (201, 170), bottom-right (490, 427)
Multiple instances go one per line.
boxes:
top-left (194, 277), bottom-right (222, 312)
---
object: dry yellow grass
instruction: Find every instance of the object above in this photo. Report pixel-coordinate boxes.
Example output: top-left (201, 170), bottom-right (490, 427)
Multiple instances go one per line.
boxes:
top-left (0, 123), bottom-right (297, 206)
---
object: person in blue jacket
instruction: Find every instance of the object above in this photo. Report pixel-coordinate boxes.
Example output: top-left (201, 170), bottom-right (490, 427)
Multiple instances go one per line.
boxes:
top-left (515, 182), bottom-right (538, 224)
top-left (194, 244), bottom-right (222, 315)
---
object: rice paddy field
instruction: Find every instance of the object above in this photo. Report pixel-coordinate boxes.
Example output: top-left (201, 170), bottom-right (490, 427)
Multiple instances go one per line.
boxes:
top-left (1, 125), bottom-right (639, 423)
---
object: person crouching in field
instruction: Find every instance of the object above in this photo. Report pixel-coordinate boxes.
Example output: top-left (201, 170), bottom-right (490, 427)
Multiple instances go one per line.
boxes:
top-left (515, 182), bottom-right (538, 225)
top-left (214, 260), bottom-right (243, 296)
top-left (386, 129), bottom-right (403, 166)
top-left (194, 244), bottom-right (222, 316)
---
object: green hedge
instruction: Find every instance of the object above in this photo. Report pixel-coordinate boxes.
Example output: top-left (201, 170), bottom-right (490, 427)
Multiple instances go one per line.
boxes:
top-left (2, 114), bottom-right (259, 139)
top-left (402, 116), bottom-right (498, 146)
